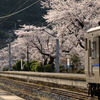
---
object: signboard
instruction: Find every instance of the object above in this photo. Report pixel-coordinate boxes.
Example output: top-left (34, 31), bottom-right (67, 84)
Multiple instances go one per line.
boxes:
top-left (67, 58), bottom-right (70, 68)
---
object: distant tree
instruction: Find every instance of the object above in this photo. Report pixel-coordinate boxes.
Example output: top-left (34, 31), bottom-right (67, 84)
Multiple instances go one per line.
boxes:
top-left (11, 64), bottom-right (17, 71)
top-left (3, 67), bottom-right (9, 71)
top-left (28, 60), bottom-right (38, 71)
top-left (35, 62), bottom-right (44, 72)
top-left (44, 64), bottom-right (52, 72)
top-left (14, 25), bottom-right (57, 65)
top-left (70, 53), bottom-right (81, 71)
top-left (16, 60), bottom-right (25, 71)
top-left (22, 63), bottom-right (28, 71)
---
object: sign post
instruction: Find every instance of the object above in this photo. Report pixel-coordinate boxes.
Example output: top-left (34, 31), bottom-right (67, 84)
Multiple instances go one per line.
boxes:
top-left (67, 58), bottom-right (70, 72)
top-left (21, 59), bottom-right (23, 70)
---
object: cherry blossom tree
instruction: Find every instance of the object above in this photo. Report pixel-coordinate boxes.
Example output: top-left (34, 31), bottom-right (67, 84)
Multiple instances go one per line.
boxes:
top-left (41, 0), bottom-right (100, 49)
top-left (15, 25), bottom-right (82, 65)
top-left (0, 24), bottom-right (84, 69)
top-left (13, 25), bottom-right (57, 65)
top-left (40, 0), bottom-right (100, 69)
top-left (0, 0), bottom-right (100, 70)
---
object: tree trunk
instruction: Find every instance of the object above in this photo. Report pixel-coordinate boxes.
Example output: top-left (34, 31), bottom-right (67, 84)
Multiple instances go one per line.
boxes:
top-left (44, 59), bottom-right (47, 65)
top-left (48, 56), bottom-right (55, 64)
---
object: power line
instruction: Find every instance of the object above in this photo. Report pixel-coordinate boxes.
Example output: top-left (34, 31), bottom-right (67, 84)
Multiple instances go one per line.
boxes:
top-left (0, 19), bottom-right (45, 49)
top-left (14, 0), bottom-right (29, 12)
top-left (33, 18), bottom-right (45, 26)
top-left (0, 43), bottom-right (8, 49)
top-left (4, 19), bottom-right (43, 30)
top-left (0, 0), bottom-right (30, 25)
top-left (0, 0), bottom-right (22, 24)
top-left (0, 0), bottom-right (41, 19)
top-left (2, 0), bottom-right (29, 29)
top-left (4, 22), bottom-right (14, 29)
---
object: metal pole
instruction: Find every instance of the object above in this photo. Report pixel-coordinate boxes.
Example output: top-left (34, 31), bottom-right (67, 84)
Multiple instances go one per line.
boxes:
top-left (27, 43), bottom-right (29, 64)
top-left (56, 39), bottom-right (59, 73)
top-left (21, 59), bottom-right (23, 70)
top-left (9, 30), bottom-right (11, 71)
top-left (29, 21), bottom-right (30, 30)
top-left (41, 29), bottom-right (59, 72)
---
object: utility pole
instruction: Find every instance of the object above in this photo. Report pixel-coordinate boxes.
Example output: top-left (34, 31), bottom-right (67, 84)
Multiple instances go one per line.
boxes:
top-left (9, 30), bottom-right (11, 71)
top-left (27, 43), bottom-right (29, 64)
top-left (56, 38), bottom-right (59, 73)
top-left (21, 59), bottom-right (23, 70)
top-left (28, 21), bottom-right (30, 30)
top-left (15, 20), bottom-right (21, 30)
top-left (42, 29), bottom-right (59, 73)
top-left (8, 20), bottom-right (21, 71)
top-left (26, 21), bottom-right (30, 64)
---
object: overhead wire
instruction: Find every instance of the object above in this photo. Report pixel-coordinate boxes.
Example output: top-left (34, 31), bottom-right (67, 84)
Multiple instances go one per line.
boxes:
top-left (18, 18), bottom-right (47, 32)
top-left (0, 0), bottom-right (45, 49)
top-left (4, 16), bottom-right (43, 30)
top-left (2, 18), bottom-right (45, 49)
top-left (14, 0), bottom-right (29, 12)
top-left (4, 22), bottom-right (14, 30)
top-left (0, 0), bottom-right (22, 24)
top-left (4, 0), bottom-right (29, 29)
top-left (5, 10), bottom-right (45, 30)
top-left (0, 42), bottom-right (8, 49)
top-left (0, 0), bottom-right (42, 67)
top-left (33, 18), bottom-right (45, 26)
top-left (0, 0), bottom-right (41, 19)
top-left (1, 19), bottom-right (45, 48)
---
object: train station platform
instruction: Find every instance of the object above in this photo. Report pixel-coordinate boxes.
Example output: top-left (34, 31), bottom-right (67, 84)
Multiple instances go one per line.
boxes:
top-left (0, 89), bottom-right (24, 100)
top-left (0, 71), bottom-right (86, 89)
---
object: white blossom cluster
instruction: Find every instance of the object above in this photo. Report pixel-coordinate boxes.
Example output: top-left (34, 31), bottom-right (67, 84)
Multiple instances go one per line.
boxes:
top-left (0, 25), bottom-right (84, 69)
top-left (0, 0), bottom-right (100, 69)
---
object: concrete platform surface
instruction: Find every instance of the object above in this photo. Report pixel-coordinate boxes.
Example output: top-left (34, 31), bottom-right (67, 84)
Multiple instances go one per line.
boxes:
top-left (0, 89), bottom-right (24, 100)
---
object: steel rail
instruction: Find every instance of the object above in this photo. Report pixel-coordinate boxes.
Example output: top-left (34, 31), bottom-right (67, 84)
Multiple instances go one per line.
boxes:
top-left (0, 77), bottom-right (97, 100)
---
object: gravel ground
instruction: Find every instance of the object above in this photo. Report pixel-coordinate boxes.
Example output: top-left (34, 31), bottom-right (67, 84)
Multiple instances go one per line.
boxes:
top-left (0, 79), bottom-right (72, 100)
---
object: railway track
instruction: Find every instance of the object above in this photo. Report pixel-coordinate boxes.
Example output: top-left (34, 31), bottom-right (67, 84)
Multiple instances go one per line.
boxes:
top-left (0, 77), bottom-right (98, 100)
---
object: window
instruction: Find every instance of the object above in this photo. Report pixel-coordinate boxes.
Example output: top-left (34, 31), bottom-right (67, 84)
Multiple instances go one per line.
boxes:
top-left (89, 40), bottom-right (91, 57)
top-left (85, 39), bottom-right (87, 51)
top-left (93, 41), bottom-right (97, 59)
